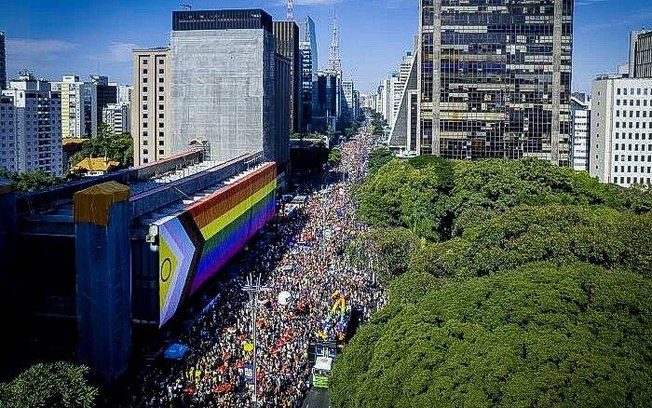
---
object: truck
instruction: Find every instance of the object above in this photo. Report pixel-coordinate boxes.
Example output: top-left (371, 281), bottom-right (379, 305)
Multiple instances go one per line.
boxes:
top-left (310, 340), bottom-right (338, 389)
top-left (312, 356), bottom-right (333, 389)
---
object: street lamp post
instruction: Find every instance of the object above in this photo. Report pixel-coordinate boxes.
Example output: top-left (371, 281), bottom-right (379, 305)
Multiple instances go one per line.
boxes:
top-left (242, 274), bottom-right (269, 407)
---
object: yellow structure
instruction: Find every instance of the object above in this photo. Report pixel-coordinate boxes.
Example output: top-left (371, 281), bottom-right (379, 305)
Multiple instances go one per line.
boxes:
top-left (72, 157), bottom-right (120, 176)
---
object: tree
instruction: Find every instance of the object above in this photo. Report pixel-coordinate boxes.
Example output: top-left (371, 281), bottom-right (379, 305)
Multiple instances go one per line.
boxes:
top-left (328, 147), bottom-right (342, 166)
top-left (0, 168), bottom-right (66, 192)
top-left (69, 123), bottom-right (134, 170)
top-left (0, 362), bottom-right (98, 408)
top-left (367, 147), bottom-right (393, 175)
top-left (331, 262), bottom-right (652, 408)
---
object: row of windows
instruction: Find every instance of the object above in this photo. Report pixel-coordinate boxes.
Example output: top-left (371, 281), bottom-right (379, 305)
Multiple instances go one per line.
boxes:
top-left (142, 113), bottom-right (165, 119)
top-left (614, 154), bottom-right (652, 162)
top-left (615, 121), bottom-right (651, 129)
top-left (141, 58), bottom-right (166, 65)
top-left (614, 132), bottom-right (652, 140)
top-left (142, 140), bottom-right (166, 146)
top-left (614, 144), bottom-right (652, 152)
top-left (141, 104), bottom-right (166, 111)
top-left (615, 99), bottom-right (651, 106)
top-left (142, 68), bottom-right (165, 74)
top-left (614, 176), bottom-right (652, 185)
top-left (141, 96), bottom-right (165, 102)
top-left (615, 110), bottom-right (650, 118)
top-left (142, 149), bottom-right (166, 156)
top-left (616, 87), bottom-right (652, 96)
top-left (141, 86), bottom-right (165, 93)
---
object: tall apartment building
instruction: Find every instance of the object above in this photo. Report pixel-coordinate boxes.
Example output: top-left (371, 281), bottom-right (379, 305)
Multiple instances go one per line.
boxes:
top-left (630, 30), bottom-right (652, 79)
top-left (131, 47), bottom-right (170, 165)
top-left (299, 16), bottom-right (318, 132)
top-left (2, 73), bottom-right (63, 176)
top-left (418, 0), bottom-right (574, 164)
top-left (103, 103), bottom-right (130, 135)
top-left (0, 95), bottom-right (16, 171)
top-left (591, 76), bottom-right (652, 187)
top-left (0, 32), bottom-right (6, 90)
top-left (273, 21), bottom-right (301, 135)
top-left (170, 9), bottom-right (284, 165)
top-left (570, 93), bottom-right (591, 171)
top-left (352, 89), bottom-right (360, 120)
top-left (52, 75), bottom-right (86, 138)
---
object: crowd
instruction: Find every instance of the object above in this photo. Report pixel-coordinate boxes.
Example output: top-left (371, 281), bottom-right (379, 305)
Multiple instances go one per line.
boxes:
top-left (124, 126), bottom-right (386, 408)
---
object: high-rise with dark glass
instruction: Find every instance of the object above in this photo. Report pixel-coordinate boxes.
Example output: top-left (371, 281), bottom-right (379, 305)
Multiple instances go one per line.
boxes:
top-left (418, 0), bottom-right (574, 165)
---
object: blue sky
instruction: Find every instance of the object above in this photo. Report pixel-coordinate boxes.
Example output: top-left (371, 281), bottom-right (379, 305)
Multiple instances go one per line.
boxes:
top-left (2, 0), bottom-right (652, 93)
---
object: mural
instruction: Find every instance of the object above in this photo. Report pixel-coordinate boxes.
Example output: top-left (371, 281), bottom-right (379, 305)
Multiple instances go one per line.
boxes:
top-left (158, 163), bottom-right (277, 326)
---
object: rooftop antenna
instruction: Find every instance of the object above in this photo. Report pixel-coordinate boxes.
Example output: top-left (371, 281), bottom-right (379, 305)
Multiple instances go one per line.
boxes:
top-left (327, 8), bottom-right (342, 75)
top-left (180, 3), bottom-right (192, 11)
top-left (286, 0), bottom-right (294, 21)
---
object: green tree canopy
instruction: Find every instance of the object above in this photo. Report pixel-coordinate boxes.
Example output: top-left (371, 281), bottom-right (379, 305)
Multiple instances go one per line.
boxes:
top-left (69, 122), bottom-right (133, 170)
top-left (0, 362), bottom-right (98, 408)
top-left (331, 262), bottom-right (652, 408)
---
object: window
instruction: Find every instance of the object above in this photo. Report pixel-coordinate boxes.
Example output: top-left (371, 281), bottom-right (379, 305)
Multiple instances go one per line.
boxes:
top-left (142, 87), bottom-right (147, 93)
top-left (142, 69), bottom-right (148, 74)
top-left (158, 96), bottom-right (164, 101)
top-left (143, 149), bottom-right (148, 155)
top-left (159, 149), bottom-right (164, 155)
top-left (159, 69), bottom-right (164, 74)
top-left (159, 140), bottom-right (165, 146)
top-left (159, 78), bottom-right (164, 83)
top-left (142, 59), bottom-right (148, 65)
top-left (158, 87), bottom-right (164, 92)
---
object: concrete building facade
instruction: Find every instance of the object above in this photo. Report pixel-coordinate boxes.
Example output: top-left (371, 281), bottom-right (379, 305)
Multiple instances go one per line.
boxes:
top-left (273, 21), bottom-right (302, 135)
top-left (0, 95), bottom-right (16, 172)
top-left (341, 80), bottom-right (355, 126)
top-left (170, 10), bottom-right (277, 163)
top-left (418, 0), bottom-right (574, 164)
top-left (132, 48), bottom-right (171, 165)
top-left (590, 76), bottom-right (652, 187)
top-left (3, 73), bottom-right (63, 176)
top-left (103, 103), bottom-right (130, 135)
top-left (570, 93), bottom-right (591, 171)
top-left (52, 75), bottom-right (86, 138)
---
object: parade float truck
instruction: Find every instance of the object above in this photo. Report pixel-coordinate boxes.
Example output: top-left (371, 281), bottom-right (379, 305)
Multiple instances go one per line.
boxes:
top-left (312, 356), bottom-right (333, 389)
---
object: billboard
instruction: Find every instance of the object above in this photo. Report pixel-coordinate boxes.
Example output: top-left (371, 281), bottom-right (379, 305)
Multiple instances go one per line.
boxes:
top-left (157, 163), bottom-right (277, 326)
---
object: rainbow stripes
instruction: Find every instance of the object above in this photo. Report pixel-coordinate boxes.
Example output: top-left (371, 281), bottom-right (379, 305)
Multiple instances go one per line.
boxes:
top-left (158, 163), bottom-right (277, 326)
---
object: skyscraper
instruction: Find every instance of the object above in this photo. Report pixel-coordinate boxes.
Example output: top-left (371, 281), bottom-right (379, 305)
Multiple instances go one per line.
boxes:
top-left (418, 0), bottom-right (574, 165)
top-left (0, 32), bottom-right (6, 90)
top-left (273, 21), bottom-right (302, 134)
top-left (170, 9), bottom-right (285, 165)
top-left (299, 16), bottom-right (318, 132)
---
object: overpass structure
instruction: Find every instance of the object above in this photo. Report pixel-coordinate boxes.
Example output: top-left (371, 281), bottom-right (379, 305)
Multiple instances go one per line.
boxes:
top-left (0, 149), bottom-right (278, 382)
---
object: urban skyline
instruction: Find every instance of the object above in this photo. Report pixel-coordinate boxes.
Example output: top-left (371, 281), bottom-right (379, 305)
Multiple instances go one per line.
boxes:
top-left (3, 0), bottom-right (652, 93)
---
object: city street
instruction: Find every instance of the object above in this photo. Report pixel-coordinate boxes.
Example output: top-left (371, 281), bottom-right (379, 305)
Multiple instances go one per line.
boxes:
top-left (123, 124), bottom-right (385, 408)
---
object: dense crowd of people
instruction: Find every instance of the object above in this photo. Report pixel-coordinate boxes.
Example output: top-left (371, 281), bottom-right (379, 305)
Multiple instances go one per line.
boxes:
top-left (125, 126), bottom-right (386, 407)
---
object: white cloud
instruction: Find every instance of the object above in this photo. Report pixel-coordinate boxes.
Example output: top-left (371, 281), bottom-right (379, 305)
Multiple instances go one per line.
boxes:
top-left (106, 42), bottom-right (139, 63)
top-left (6, 38), bottom-right (77, 61)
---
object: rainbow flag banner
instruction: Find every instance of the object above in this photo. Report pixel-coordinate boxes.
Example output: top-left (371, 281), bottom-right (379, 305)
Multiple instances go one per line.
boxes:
top-left (157, 163), bottom-right (277, 326)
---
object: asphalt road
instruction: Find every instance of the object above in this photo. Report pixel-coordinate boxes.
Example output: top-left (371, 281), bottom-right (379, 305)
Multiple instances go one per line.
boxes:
top-left (301, 388), bottom-right (331, 408)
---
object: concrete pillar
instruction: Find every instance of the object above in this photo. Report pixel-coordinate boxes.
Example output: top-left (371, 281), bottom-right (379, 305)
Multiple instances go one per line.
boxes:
top-left (0, 178), bottom-right (17, 373)
top-left (74, 181), bottom-right (131, 383)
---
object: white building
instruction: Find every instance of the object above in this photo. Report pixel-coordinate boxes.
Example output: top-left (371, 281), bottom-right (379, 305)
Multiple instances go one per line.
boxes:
top-left (590, 75), bottom-right (652, 187)
top-left (0, 95), bottom-right (16, 172)
top-left (2, 73), bottom-right (63, 176)
top-left (570, 93), bottom-right (591, 172)
top-left (102, 103), bottom-right (130, 135)
top-left (117, 84), bottom-right (132, 106)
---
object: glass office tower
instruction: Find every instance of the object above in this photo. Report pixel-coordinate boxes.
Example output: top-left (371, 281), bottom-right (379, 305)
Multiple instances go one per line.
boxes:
top-left (418, 0), bottom-right (573, 165)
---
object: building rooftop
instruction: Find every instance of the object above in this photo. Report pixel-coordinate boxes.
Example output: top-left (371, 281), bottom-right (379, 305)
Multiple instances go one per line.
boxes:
top-left (72, 157), bottom-right (121, 173)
